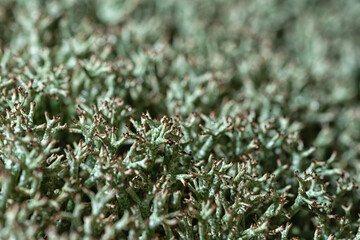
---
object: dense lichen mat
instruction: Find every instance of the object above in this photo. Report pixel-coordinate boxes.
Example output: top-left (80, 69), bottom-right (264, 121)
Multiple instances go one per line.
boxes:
top-left (0, 0), bottom-right (360, 239)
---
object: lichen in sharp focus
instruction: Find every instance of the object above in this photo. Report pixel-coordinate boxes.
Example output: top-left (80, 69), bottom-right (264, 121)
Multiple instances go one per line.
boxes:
top-left (0, 0), bottom-right (360, 239)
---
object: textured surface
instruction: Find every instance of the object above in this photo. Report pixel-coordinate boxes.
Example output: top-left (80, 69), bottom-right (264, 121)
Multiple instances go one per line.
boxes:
top-left (0, 0), bottom-right (359, 239)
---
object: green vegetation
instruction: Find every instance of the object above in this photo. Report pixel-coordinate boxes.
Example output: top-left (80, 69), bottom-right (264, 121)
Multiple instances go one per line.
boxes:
top-left (0, 0), bottom-right (359, 239)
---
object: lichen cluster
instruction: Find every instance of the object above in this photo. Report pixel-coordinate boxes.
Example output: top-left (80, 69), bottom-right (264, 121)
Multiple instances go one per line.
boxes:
top-left (0, 0), bottom-right (359, 239)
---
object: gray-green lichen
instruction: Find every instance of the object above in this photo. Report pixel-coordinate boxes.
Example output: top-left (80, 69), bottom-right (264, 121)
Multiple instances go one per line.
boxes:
top-left (0, 0), bottom-right (359, 239)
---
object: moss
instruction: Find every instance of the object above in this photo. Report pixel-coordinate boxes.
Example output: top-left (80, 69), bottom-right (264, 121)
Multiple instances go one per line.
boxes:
top-left (0, 0), bottom-right (360, 239)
